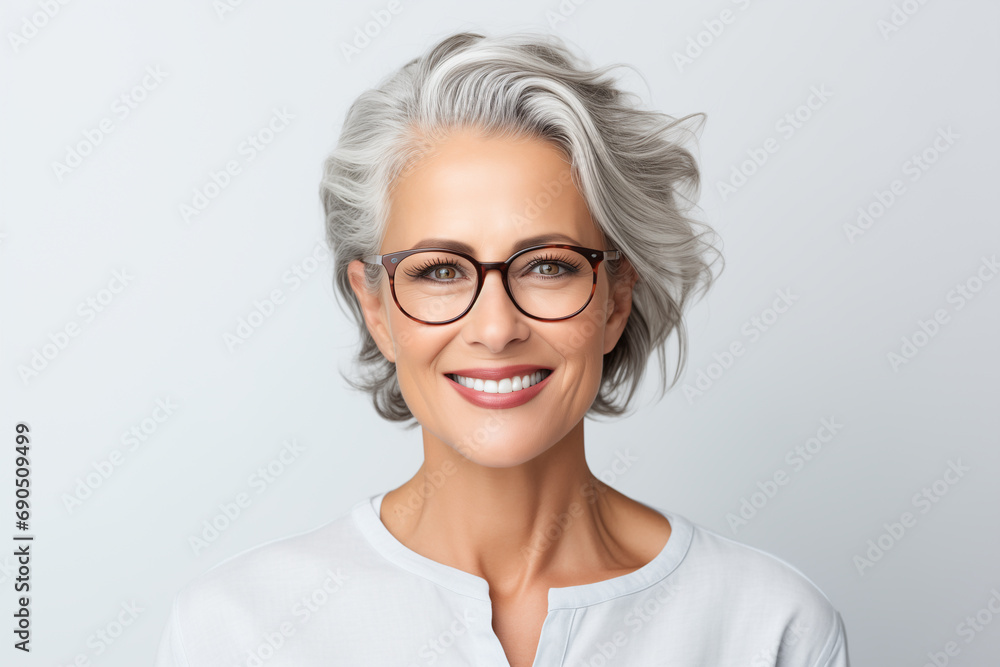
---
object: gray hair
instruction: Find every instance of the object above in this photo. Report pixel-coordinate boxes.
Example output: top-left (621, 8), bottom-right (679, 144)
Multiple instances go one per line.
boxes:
top-left (320, 31), bottom-right (723, 427)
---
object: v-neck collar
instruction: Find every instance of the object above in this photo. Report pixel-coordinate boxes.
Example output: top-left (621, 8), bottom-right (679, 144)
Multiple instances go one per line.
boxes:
top-left (351, 491), bottom-right (694, 610)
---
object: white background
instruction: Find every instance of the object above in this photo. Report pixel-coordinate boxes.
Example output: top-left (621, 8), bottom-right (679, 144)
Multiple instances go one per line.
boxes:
top-left (1, 0), bottom-right (998, 665)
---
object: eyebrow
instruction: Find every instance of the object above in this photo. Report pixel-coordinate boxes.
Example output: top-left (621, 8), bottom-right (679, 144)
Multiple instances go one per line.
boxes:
top-left (410, 233), bottom-right (583, 256)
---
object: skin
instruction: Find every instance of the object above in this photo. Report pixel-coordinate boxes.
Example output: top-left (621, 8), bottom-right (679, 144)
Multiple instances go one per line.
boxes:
top-left (347, 126), bottom-right (672, 667)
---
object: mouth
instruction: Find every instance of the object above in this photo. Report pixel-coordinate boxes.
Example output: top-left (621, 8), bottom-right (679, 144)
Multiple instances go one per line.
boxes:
top-left (445, 368), bottom-right (553, 394)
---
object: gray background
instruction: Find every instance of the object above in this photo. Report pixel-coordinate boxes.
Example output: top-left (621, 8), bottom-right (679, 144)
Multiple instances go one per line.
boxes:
top-left (1, 0), bottom-right (998, 664)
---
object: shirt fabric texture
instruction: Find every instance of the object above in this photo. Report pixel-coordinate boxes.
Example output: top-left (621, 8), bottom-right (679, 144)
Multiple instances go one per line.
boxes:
top-left (156, 492), bottom-right (850, 666)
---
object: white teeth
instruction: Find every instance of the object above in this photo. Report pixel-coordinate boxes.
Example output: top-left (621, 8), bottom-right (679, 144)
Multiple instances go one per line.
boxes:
top-left (451, 370), bottom-right (549, 393)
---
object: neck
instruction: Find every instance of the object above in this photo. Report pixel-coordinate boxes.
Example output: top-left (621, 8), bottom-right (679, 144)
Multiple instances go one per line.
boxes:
top-left (380, 419), bottom-right (626, 595)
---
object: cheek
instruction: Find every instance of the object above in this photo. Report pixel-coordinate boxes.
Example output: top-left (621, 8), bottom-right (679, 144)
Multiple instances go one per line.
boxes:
top-left (549, 299), bottom-right (608, 362)
top-left (388, 315), bottom-right (450, 398)
top-left (385, 302), bottom-right (440, 355)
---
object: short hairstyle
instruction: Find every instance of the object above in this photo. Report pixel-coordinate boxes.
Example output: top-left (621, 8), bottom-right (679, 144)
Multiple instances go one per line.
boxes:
top-left (320, 30), bottom-right (722, 427)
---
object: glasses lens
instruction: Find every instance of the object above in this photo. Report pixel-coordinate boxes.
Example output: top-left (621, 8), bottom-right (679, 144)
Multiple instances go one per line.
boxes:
top-left (394, 251), bottom-right (478, 323)
top-left (509, 247), bottom-right (594, 319)
top-left (392, 248), bottom-right (595, 323)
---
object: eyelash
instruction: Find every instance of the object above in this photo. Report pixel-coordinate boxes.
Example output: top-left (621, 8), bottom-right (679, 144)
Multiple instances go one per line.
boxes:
top-left (528, 253), bottom-right (584, 273)
top-left (404, 259), bottom-right (465, 279)
top-left (403, 254), bottom-right (584, 279)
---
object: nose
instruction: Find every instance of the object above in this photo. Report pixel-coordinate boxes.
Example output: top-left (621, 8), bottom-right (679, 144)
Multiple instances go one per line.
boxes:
top-left (460, 268), bottom-right (529, 351)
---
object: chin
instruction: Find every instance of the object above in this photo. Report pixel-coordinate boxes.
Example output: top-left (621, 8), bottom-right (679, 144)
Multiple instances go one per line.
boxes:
top-left (446, 426), bottom-right (556, 468)
top-left (454, 447), bottom-right (551, 469)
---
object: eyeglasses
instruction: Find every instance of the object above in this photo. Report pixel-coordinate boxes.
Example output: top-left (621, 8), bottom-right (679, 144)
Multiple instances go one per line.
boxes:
top-left (361, 244), bottom-right (620, 325)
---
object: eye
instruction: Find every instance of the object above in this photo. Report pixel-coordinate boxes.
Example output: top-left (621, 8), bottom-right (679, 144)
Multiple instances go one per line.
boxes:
top-left (430, 266), bottom-right (457, 280)
top-left (522, 253), bottom-right (583, 277)
top-left (403, 259), bottom-right (467, 281)
top-left (534, 262), bottom-right (562, 276)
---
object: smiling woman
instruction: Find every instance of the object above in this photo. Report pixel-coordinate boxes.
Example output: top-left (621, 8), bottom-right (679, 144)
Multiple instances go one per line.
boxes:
top-left (155, 31), bottom-right (850, 667)
top-left (347, 127), bottom-right (639, 469)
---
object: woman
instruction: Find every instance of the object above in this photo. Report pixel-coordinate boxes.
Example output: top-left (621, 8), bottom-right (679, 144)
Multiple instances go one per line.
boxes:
top-left (156, 31), bottom-right (850, 666)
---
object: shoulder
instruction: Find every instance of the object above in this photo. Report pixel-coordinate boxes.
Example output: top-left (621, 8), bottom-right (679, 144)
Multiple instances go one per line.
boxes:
top-left (181, 505), bottom-right (359, 597)
top-left (672, 516), bottom-right (849, 666)
top-left (685, 521), bottom-right (834, 607)
top-left (165, 503), bottom-right (371, 660)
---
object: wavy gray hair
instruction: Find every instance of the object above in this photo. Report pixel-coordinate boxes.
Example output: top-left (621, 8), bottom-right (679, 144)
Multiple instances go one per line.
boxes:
top-left (320, 31), bottom-right (722, 426)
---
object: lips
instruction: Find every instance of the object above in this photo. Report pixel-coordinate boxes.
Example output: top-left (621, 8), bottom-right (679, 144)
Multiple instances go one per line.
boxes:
top-left (444, 365), bottom-right (554, 409)
top-left (448, 369), bottom-right (551, 394)
top-left (443, 364), bottom-right (552, 381)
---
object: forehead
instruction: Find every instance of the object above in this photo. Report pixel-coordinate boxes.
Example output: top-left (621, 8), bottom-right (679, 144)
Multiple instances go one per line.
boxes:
top-left (383, 128), bottom-right (602, 256)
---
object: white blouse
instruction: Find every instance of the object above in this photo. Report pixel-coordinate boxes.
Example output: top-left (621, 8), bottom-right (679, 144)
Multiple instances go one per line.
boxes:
top-left (156, 492), bottom-right (850, 666)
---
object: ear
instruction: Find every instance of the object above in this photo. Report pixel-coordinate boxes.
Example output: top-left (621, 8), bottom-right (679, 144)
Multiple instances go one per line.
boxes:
top-left (602, 258), bottom-right (639, 356)
top-left (347, 259), bottom-right (397, 363)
